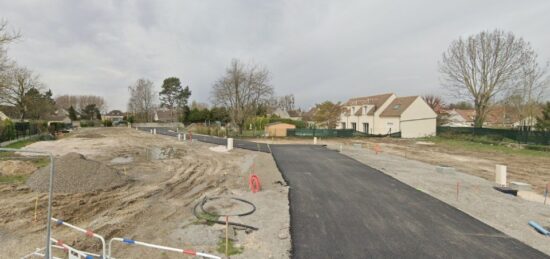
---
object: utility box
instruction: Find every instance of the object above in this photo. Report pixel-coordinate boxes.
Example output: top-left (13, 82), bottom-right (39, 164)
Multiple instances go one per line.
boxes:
top-left (227, 138), bottom-right (234, 151)
top-left (495, 165), bottom-right (507, 186)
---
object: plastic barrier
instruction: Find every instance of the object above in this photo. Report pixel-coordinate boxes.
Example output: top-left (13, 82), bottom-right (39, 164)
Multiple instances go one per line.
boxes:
top-left (51, 217), bottom-right (106, 259)
top-left (51, 237), bottom-right (101, 259)
top-left (249, 174), bottom-right (261, 193)
top-left (108, 237), bottom-right (221, 259)
top-left (528, 221), bottom-right (550, 236)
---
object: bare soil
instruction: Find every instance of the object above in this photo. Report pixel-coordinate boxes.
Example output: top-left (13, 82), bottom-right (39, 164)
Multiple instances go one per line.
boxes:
top-left (0, 128), bottom-right (290, 258)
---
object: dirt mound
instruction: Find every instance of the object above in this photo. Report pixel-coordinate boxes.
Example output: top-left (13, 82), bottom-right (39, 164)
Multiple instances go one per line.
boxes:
top-left (26, 152), bottom-right (129, 193)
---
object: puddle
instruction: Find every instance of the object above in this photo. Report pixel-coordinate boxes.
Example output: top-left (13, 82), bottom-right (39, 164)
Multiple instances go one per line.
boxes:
top-left (146, 147), bottom-right (178, 160)
top-left (111, 156), bottom-right (134, 164)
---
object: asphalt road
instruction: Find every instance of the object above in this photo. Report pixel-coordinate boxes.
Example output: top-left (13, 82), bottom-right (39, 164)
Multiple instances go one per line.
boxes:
top-left (136, 127), bottom-right (271, 153)
top-left (270, 145), bottom-right (547, 259)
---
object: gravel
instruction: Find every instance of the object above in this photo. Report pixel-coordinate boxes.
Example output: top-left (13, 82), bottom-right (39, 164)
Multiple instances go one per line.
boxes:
top-left (26, 152), bottom-right (129, 193)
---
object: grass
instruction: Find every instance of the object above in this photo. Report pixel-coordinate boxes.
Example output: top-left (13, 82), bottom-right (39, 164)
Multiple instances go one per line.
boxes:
top-left (0, 175), bottom-right (28, 184)
top-left (195, 211), bottom-right (220, 226)
top-left (216, 238), bottom-right (243, 256)
top-left (422, 136), bottom-right (550, 158)
top-left (3, 139), bottom-right (39, 149)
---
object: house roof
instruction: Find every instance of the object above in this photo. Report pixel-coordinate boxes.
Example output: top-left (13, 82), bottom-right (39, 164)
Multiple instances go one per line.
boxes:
top-left (0, 111), bottom-right (8, 121)
top-left (379, 96), bottom-right (418, 117)
top-left (287, 110), bottom-right (301, 117)
top-left (354, 108), bottom-right (363, 116)
top-left (106, 110), bottom-right (124, 116)
top-left (0, 105), bottom-right (19, 119)
top-left (344, 93), bottom-right (393, 106)
top-left (453, 109), bottom-right (475, 122)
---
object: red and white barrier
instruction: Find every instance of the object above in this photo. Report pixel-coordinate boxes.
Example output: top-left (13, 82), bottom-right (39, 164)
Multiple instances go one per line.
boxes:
top-left (108, 237), bottom-right (221, 259)
top-left (51, 217), bottom-right (106, 259)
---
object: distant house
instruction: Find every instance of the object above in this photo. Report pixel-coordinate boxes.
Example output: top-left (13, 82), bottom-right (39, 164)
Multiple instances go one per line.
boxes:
top-left (338, 93), bottom-right (437, 138)
top-left (44, 109), bottom-right (72, 126)
top-left (0, 105), bottom-right (20, 121)
top-left (0, 111), bottom-right (8, 121)
top-left (265, 122), bottom-right (296, 137)
top-left (443, 109), bottom-right (475, 127)
top-left (271, 108), bottom-right (291, 119)
top-left (103, 110), bottom-right (124, 122)
top-left (287, 110), bottom-right (303, 121)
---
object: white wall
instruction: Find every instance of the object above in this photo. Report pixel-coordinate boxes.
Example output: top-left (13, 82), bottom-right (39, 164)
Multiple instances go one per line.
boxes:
top-left (400, 97), bottom-right (437, 138)
top-left (401, 118), bottom-right (436, 138)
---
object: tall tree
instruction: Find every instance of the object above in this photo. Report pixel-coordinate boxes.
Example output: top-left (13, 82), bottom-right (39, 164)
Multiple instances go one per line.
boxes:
top-left (0, 19), bottom-right (20, 73)
top-left (68, 106), bottom-right (78, 121)
top-left (313, 101), bottom-right (343, 129)
top-left (81, 104), bottom-right (101, 120)
top-left (277, 94), bottom-right (295, 111)
top-left (0, 65), bottom-right (41, 119)
top-left (127, 78), bottom-right (157, 122)
top-left (211, 59), bottom-right (274, 133)
top-left (159, 77), bottom-right (191, 122)
top-left (439, 29), bottom-right (538, 127)
top-left (24, 88), bottom-right (55, 120)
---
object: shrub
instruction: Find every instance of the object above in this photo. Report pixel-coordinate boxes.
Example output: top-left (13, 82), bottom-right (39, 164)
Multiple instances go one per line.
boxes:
top-left (102, 120), bottom-right (113, 127)
top-left (525, 145), bottom-right (550, 152)
top-left (0, 119), bottom-right (16, 142)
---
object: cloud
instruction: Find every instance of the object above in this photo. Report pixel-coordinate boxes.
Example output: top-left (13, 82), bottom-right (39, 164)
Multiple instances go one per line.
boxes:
top-left (1, 0), bottom-right (549, 110)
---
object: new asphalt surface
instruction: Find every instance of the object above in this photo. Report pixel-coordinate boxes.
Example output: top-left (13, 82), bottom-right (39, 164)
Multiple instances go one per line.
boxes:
top-left (270, 145), bottom-right (547, 259)
top-left (136, 127), bottom-right (271, 152)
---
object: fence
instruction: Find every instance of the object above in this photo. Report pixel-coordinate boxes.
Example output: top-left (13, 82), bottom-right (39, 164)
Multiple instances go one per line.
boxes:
top-left (287, 129), bottom-right (355, 137)
top-left (437, 126), bottom-right (550, 145)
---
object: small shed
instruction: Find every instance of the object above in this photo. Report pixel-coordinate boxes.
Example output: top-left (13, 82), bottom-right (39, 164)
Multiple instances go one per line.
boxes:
top-left (265, 122), bottom-right (296, 137)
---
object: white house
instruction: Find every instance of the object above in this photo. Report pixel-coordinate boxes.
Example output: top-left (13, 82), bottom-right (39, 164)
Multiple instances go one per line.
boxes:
top-left (0, 111), bottom-right (8, 121)
top-left (337, 93), bottom-right (437, 138)
top-left (443, 109), bottom-right (475, 127)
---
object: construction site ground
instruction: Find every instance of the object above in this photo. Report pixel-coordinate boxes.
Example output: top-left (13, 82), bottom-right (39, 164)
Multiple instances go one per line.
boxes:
top-left (0, 128), bottom-right (290, 258)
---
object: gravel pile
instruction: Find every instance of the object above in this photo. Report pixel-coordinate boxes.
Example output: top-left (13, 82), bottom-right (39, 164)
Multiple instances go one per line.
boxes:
top-left (27, 152), bottom-right (129, 193)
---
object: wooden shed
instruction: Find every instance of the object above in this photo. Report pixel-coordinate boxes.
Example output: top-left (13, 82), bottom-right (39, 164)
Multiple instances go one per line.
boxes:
top-left (265, 122), bottom-right (296, 137)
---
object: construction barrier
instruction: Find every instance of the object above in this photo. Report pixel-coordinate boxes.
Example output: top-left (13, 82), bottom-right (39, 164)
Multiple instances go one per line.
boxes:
top-left (249, 174), bottom-right (261, 193)
top-left (51, 217), bottom-right (106, 259)
top-left (108, 237), bottom-right (221, 259)
top-left (21, 239), bottom-right (100, 259)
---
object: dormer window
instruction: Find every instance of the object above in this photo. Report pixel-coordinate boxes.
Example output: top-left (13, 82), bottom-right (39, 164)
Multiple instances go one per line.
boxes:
top-left (352, 107), bottom-right (355, 112)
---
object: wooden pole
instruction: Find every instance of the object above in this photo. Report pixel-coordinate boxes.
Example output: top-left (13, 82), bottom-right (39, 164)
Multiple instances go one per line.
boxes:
top-left (225, 216), bottom-right (229, 257)
top-left (33, 195), bottom-right (39, 222)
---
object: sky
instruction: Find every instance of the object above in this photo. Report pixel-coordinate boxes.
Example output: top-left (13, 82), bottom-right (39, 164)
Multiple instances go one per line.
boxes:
top-left (1, 0), bottom-right (550, 111)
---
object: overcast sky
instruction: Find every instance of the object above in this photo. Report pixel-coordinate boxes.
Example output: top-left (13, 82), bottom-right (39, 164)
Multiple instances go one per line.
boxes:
top-left (2, 0), bottom-right (549, 111)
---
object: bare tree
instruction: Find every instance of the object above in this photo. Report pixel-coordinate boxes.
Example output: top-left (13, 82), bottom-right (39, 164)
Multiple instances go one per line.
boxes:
top-left (0, 20), bottom-right (21, 92)
top-left (77, 95), bottom-right (106, 113)
top-left (439, 30), bottom-right (537, 127)
top-left (211, 59), bottom-right (273, 133)
top-left (277, 94), bottom-right (295, 111)
top-left (55, 95), bottom-right (79, 109)
top-left (0, 65), bottom-right (42, 119)
top-left (506, 59), bottom-right (549, 128)
top-left (422, 94), bottom-right (445, 113)
top-left (127, 78), bottom-right (157, 122)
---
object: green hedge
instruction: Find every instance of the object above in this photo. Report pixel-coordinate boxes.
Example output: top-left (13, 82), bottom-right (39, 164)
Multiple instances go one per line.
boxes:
top-left (525, 145), bottom-right (550, 152)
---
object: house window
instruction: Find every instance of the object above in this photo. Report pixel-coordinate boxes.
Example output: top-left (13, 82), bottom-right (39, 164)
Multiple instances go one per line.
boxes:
top-left (352, 107), bottom-right (355, 113)
top-left (363, 123), bottom-right (369, 134)
top-left (351, 122), bottom-right (357, 131)
top-left (341, 122), bottom-right (346, 129)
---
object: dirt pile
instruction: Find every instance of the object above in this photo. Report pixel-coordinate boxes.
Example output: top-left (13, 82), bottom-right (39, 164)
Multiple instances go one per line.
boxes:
top-left (0, 161), bottom-right (37, 176)
top-left (26, 152), bottom-right (129, 193)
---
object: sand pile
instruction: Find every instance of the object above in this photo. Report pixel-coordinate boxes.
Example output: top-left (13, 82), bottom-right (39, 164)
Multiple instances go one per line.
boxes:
top-left (0, 161), bottom-right (37, 176)
top-left (27, 152), bottom-right (129, 193)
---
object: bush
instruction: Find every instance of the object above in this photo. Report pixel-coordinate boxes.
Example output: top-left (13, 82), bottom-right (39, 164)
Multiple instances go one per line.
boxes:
top-left (0, 119), bottom-right (16, 142)
top-left (525, 145), bottom-right (550, 152)
top-left (102, 120), bottom-right (113, 127)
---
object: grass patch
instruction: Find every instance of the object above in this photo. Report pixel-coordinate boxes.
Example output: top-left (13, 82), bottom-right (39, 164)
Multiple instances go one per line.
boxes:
top-left (195, 212), bottom-right (219, 226)
top-left (3, 139), bottom-right (39, 149)
top-left (0, 175), bottom-right (28, 184)
top-left (216, 238), bottom-right (243, 256)
top-left (422, 136), bottom-right (550, 158)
